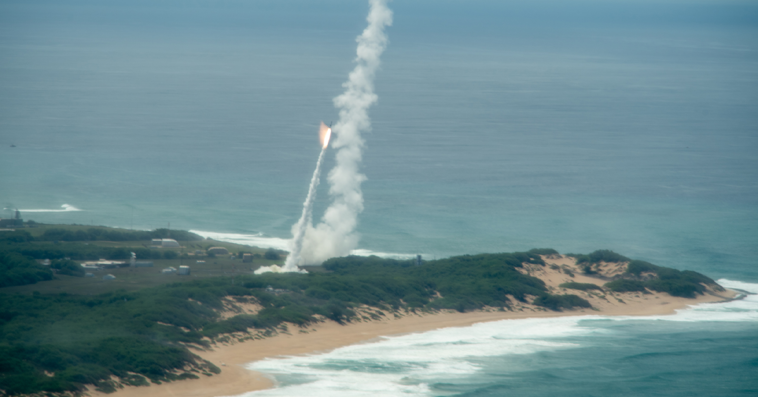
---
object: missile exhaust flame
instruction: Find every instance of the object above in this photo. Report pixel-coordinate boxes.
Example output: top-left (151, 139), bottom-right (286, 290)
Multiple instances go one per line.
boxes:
top-left (320, 122), bottom-right (332, 149)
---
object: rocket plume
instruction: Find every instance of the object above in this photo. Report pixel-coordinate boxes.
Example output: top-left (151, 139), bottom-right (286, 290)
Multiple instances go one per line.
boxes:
top-left (292, 0), bottom-right (393, 267)
top-left (281, 152), bottom-right (326, 270)
top-left (277, 123), bottom-right (331, 271)
top-left (264, 0), bottom-right (392, 273)
top-left (257, 123), bottom-right (330, 274)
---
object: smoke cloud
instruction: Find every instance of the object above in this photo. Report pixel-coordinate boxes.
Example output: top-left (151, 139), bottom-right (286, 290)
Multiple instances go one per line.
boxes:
top-left (290, 0), bottom-right (393, 268)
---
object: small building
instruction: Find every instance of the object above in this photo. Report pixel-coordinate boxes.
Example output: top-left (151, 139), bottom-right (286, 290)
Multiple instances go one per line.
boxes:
top-left (207, 247), bottom-right (229, 255)
top-left (177, 266), bottom-right (190, 275)
top-left (85, 273), bottom-right (94, 278)
top-left (42, 259), bottom-right (51, 266)
top-left (102, 274), bottom-right (116, 280)
top-left (151, 238), bottom-right (180, 248)
top-left (242, 253), bottom-right (253, 263)
top-left (82, 260), bottom-right (125, 269)
top-left (161, 267), bottom-right (176, 274)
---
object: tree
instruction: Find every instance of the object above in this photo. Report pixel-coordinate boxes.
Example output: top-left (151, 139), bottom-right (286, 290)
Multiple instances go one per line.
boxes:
top-left (264, 249), bottom-right (279, 261)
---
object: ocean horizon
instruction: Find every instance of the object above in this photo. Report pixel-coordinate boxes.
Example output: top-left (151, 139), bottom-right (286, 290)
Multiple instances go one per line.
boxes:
top-left (1, 0), bottom-right (756, 395)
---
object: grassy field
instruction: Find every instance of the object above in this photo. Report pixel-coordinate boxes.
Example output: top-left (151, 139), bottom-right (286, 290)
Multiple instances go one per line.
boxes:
top-left (1, 255), bottom-right (282, 295)
top-left (22, 223), bottom-right (136, 238)
top-left (2, 223), bottom-right (288, 295)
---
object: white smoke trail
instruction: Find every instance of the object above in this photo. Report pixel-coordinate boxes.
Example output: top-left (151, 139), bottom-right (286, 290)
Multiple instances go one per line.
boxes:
top-left (293, 0), bottom-right (393, 266)
top-left (280, 148), bottom-right (326, 271)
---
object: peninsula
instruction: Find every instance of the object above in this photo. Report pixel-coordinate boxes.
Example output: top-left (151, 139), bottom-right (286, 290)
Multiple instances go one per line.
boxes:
top-left (0, 225), bottom-right (738, 396)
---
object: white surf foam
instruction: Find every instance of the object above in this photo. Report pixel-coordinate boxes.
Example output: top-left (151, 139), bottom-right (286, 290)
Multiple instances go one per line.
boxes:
top-left (190, 230), bottom-right (419, 259)
top-left (16, 204), bottom-right (82, 212)
top-left (349, 249), bottom-right (418, 260)
top-left (608, 279), bottom-right (758, 323)
top-left (717, 278), bottom-right (758, 294)
top-left (191, 230), bottom-right (292, 251)
top-left (236, 317), bottom-right (592, 397)
top-left (231, 280), bottom-right (758, 396)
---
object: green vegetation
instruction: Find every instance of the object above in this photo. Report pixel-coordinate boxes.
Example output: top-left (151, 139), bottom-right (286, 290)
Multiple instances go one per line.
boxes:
top-left (0, 285), bottom-right (224, 395)
top-left (0, 252), bottom-right (53, 287)
top-left (0, 226), bottom-right (202, 267)
top-left (1, 236), bottom-right (593, 395)
top-left (0, 224), bottom-right (284, 292)
top-left (559, 282), bottom-right (603, 292)
top-left (571, 249), bottom-right (630, 265)
top-left (0, 225), bottom-right (724, 395)
top-left (51, 259), bottom-right (85, 277)
top-left (604, 279), bottom-right (648, 293)
top-left (626, 259), bottom-right (658, 275)
top-left (264, 248), bottom-right (280, 260)
top-left (604, 259), bottom-right (720, 298)
top-left (568, 249), bottom-right (630, 274)
top-left (527, 248), bottom-right (559, 256)
top-left (533, 294), bottom-right (592, 311)
top-left (35, 227), bottom-right (202, 242)
top-left (318, 252), bottom-right (588, 312)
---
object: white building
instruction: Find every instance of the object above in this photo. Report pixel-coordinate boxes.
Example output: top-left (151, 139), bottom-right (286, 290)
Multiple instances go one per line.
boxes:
top-left (151, 238), bottom-right (180, 248)
top-left (162, 267), bottom-right (177, 274)
top-left (177, 266), bottom-right (190, 275)
top-left (207, 247), bottom-right (229, 255)
top-left (81, 260), bottom-right (124, 269)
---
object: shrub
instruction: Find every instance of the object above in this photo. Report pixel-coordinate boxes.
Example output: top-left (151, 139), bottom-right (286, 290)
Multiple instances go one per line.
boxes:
top-left (0, 252), bottom-right (54, 287)
top-left (559, 282), bottom-right (602, 292)
top-left (626, 260), bottom-right (659, 275)
top-left (533, 294), bottom-right (591, 311)
top-left (645, 279), bottom-right (703, 298)
top-left (264, 249), bottom-right (279, 261)
top-left (51, 259), bottom-right (84, 277)
top-left (574, 250), bottom-right (630, 264)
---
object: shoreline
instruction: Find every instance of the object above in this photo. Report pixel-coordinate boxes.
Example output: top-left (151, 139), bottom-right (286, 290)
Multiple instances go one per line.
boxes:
top-left (88, 286), bottom-right (738, 397)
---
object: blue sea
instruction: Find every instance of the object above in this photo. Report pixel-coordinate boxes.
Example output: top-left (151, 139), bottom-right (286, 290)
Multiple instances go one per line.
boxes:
top-left (1, 1), bottom-right (756, 395)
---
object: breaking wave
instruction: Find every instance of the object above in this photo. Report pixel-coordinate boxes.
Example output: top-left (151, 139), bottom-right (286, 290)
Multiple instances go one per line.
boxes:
top-left (190, 230), bottom-right (418, 259)
top-left (16, 204), bottom-right (82, 212)
top-left (233, 280), bottom-right (758, 397)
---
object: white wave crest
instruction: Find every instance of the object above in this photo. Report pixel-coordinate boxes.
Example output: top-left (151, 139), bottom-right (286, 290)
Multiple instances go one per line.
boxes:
top-left (231, 280), bottom-right (758, 396)
top-left (189, 230), bottom-right (417, 260)
top-left (236, 317), bottom-right (590, 397)
top-left (17, 204), bottom-right (82, 212)
top-left (190, 230), bottom-right (291, 251)
top-left (608, 279), bottom-right (758, 323)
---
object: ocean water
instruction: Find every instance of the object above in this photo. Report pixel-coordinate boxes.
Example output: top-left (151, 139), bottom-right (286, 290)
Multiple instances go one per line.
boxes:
top-left (1, 1), bottom-right (757, 395)
top-left (242, 279), bottom-right (758, 397)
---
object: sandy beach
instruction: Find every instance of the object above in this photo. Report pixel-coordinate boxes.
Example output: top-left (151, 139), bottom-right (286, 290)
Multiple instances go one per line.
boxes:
top-left (88, 256), bottom-right (739, 397)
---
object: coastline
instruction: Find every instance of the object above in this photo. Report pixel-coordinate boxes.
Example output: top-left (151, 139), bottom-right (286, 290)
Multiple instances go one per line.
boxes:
top-left (88, 285), bottom-right (738, 397)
